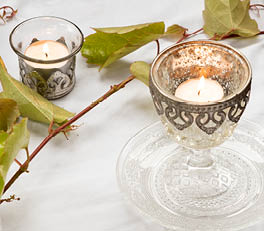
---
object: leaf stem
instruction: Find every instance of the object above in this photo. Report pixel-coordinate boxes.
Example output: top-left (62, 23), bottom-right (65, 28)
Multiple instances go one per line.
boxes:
top-left (3, 75), bottom-right (135, 194)
top-left (155, 40), bottom-right (160, 55)
top-left (176, 28), bottom-right (203, 43)
top-left (14, 158), bottom-right (22, 167)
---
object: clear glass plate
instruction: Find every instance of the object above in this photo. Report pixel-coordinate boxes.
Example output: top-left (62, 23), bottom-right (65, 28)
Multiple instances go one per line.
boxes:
top-left (117, 119), bottom-right (264, 231)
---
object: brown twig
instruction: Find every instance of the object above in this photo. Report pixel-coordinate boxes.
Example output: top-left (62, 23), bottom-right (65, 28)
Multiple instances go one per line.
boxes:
top-left (250, 4), bottom-right (264, 9)
top-left (209, 28), bottom-right (264, 41)
top-left (3, 75), bottom-right (135, 194)
top-left (0, 6), bottom-right (17, 23)
top-left (258, 31), bottom-right (264, 35)
top-left (155, 40), bottom-right (160, 55)
top-left (0, 194), bottom-right (20, 204)
top-left (176, 28), bottom-right (203, 43)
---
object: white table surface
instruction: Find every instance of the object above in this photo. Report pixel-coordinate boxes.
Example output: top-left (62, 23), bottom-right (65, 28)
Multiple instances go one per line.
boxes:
top-left (1, 0), bottom-right (264, 230)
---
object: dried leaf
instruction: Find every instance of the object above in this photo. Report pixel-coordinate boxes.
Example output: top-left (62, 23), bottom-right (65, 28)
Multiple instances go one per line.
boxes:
top-left (130, 61), bottom-right (150, 86)
top-left (203, 0), bottom-right (260, 39)
top-left (0, 98), bottom-right (19, 132)
top-left (0, 57), bottom-right (74, 125)
top-left (82, 22), bottom-right (185, 70)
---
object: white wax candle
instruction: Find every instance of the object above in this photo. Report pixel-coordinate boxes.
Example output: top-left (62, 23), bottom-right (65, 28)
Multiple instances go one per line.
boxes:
top-left (175, 76), bottom-right (224, 102)
top-left (24, 40), bottom-right (69, 69)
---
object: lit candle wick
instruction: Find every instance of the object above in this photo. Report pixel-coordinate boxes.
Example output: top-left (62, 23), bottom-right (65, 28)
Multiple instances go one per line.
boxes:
top-left (197, 75), bottom-right (205, 96)
top-left (43, 43), bottom-right (49, 59)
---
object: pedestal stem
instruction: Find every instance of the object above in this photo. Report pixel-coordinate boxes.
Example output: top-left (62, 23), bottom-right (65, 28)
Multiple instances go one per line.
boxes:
top-left (187, 149), bottom-right (214, 168)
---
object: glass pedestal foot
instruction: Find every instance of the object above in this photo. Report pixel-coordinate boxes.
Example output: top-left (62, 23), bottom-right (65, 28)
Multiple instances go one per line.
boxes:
top-left (153, 146), bottom-right (260, 218)
top-left (117, 119), bottom-right (264, 231)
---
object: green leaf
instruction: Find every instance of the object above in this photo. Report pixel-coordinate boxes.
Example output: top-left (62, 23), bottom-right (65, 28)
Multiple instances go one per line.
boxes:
top-left (0, 118), bottom-right (30, 196)
top-left (165, 24), bottom-right (187, 36)
top-left (203, 0), bottom-right (260, 39)
top-left (0, 98), bottom-right (20, 132)
top-left (25, 71), bottom-right (48, 96)
top-left (130, 61), bottom-right (150, 86)
top-left (0, 131), bottom-right (8, 196)
top-left (53, 104), bottom-right (74, 125)
top-left (93, 22), bottom-right (160, 34)
top-left (0, 58), bottom-right (74, 125)
top-left (82, 22), bottom-right (185, 70)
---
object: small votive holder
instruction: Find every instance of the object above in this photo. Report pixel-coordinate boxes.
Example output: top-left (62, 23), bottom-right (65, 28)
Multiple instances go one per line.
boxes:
top-left (149, 40), bottom-right (251, 149)
top-left (9, 16), bottom-right (84, 99)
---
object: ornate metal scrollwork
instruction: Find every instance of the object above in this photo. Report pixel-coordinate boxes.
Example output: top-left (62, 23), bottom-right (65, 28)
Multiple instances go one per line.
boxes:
top-left (19, 57), bottom-right (76, 99)
top-left (149, 78), bottom-right (251, 135)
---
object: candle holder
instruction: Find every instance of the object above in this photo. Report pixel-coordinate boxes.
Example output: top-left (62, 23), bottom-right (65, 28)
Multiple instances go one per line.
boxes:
top-left (117, 41), bottom-right (264, 230)
top-left (9, 16), bottom-right (84, 99)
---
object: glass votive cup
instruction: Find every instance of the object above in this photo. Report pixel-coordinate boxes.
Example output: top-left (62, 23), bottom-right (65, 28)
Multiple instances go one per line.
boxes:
top-left (149, 40), bottom-right (252, 150)
top-left (9, 16), bottom-right (84, 99)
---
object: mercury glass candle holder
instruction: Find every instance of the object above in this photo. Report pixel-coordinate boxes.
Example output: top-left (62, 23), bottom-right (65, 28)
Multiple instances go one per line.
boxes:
top-left (117, 41), bottom-right (264, 231)
top-left (9, 16), bottom-right (84, 99)
top-left (149, 40), bottom-right (251, 166)
top-left (150, 40), bottom-right (252, 221)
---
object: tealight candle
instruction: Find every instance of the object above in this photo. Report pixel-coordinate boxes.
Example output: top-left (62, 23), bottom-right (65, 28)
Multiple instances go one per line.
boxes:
top-left (175, 76), bottom-right (224, 102)
top-left (24, 40), bottom-right (69, 69)
top-left (9, 16), bottom-right (84, 99)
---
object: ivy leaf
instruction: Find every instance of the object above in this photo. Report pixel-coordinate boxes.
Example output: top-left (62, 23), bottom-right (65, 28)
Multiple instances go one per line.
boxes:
top-left (0, 98), bottom-right (20, 132)
top-left (165, 24), bottom-right (187, 36)
top-left (0, 98), bottom-right (29, 197)
top-left (81, 22), bottom-right (185, 70)
top-left (130, 61), bottom-right (150, 86)
top-left (53, 104), bottom-right (74, 125)
top-left (0, 58), bottom-right (74, 125)
top-left (0, 118), bottom-right (30, 196)
top-left (203, 0), bottom-right (260, 39)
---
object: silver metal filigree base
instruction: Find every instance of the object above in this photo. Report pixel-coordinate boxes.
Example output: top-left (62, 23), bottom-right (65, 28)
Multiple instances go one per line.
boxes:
top-left (19, 56), bottom-right (76, 100)
top-left (149, 40), bottom-right (252, 149)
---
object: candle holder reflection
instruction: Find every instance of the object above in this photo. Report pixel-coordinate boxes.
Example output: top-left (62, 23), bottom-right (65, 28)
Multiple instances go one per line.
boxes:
top-left (9, 16), bottom-right (84, 100)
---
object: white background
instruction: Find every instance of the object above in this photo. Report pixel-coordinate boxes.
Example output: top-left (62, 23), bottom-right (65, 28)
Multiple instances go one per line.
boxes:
top-left (1, 0), bottom-right (264, 230)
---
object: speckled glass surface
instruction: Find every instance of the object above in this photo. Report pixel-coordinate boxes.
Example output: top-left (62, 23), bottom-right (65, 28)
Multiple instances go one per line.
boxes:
top-left (150, 40), bottom-right (251, 149)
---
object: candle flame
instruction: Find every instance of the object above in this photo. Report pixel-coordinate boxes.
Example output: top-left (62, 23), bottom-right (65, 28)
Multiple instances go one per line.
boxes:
top-left (43, 43), bottom-right (49, 58)
top-left (200, 68), bottom-right (207, 78)
top-left (197, 76), bottom-right (205, 96)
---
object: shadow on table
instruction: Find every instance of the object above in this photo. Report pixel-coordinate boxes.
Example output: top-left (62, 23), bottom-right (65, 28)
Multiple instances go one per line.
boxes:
top-left (90, 60), bottom-right (132, 83)
top-left (223, 36), bottom-right (261, 50)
